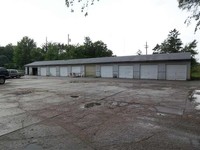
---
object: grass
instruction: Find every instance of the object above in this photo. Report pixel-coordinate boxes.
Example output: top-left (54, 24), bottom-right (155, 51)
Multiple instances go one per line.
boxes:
top-left (191, 65), bottom-right (200, 80)
top-left (191, 72), bottom-right (200, 79)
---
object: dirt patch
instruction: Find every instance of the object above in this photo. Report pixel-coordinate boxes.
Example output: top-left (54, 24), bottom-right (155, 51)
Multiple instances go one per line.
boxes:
top-left (10, 88), bottom-right (34, 95)
top-left (70, 80), bottom-right (89, 83)
top-left (84, 102), bottom-right (101, 108)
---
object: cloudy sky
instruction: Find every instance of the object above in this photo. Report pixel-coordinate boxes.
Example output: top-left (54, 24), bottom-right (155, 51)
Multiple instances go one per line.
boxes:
top-left (0, 0), bottom-right (199, 60)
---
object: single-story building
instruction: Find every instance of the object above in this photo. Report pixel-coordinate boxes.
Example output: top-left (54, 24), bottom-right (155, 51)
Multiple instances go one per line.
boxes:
top-left (25, 52), bottom-right (191, 80)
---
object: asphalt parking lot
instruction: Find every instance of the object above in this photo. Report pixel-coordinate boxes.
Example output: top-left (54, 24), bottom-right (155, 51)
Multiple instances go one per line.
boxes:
top-left (0, 76), bottom-right (200, 150)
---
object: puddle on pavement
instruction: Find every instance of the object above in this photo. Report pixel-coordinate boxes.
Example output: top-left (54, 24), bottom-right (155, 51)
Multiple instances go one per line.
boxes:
top-left (24, 143), bottom-right (43, 150)
top-left (70, 95), bottom-right (79, 98)
top-left (84, 102), bottom-right (101, 108)
top-left (70, 80), bottom-right (88, 83)
top-left (155, 106), bottom-right (183, 115)
top-left (189, 90), bottom-right (200, 110)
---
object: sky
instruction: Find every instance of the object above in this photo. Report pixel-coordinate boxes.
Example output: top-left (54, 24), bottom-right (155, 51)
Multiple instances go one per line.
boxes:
top-left (0, 0), bottom-right (200, 61)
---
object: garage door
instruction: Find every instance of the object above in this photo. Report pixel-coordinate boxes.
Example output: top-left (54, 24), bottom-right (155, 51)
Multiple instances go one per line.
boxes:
top-left (166, 65), bottom-right (187, 80)
top-left (72, 66), bottom-right (81, 74)
top-left (140, 65), bottom-right (158, 79)
top-left (119, 66), bottom-right (133, 79)
top-left (101, 66), bottom-right (113, 78)
top-left (85, 65), bottom-right (96, 77)
top-left (60, 66), bottom-right (68, 77)
top-left (41, 67), bottom-right (46, 76)
top-left (50, 67), bottom-right (57, 76)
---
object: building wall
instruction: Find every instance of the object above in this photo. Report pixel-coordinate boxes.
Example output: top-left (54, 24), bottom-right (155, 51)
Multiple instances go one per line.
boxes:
top-left (56, 66), bottom-right (60, 76)
top-left (38, 67), bottom-right (41, 76)
top-left (46, 67), bottom-right (50, 76)
top-left (81, 65), bottom-right (85, 76)
top-left (113, 65), bottom-right (118, 78)
top-left (26, 60), bottom-right (191, 80)
top-left (25, 67), bottom-right (28, 75)
top-left (68, 66), bottom-right (72, 76)
top-left (96, 65), bottom-right (101, 77)
top-left (133, 64), bottom-right (140, 79)
top-left (163, 61), bottom-right (191, 80)
top-left (158, 64), bottom-right (166, 80)
top-left (29, 67), bottom-right (32, 75)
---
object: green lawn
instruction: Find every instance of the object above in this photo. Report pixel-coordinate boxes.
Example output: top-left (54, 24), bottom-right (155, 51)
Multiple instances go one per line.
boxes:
top-left (191, 65), bottom-right (200, 80)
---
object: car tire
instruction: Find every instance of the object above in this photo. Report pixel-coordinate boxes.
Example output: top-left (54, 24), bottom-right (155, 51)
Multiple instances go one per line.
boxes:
top-left (0, 77), bottom-right (5, 84)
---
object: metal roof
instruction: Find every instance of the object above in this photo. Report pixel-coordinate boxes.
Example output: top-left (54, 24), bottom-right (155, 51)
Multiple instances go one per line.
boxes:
top-left (25, 52), bottom-right (191, 67)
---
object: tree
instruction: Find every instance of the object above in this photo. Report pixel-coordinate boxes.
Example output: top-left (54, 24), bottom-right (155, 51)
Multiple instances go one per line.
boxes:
top-left (137, 49), bottom-right (142, 55)
top-left (13, 36), bottom-right (36, 69)
top-left (178, 0), bottom-right (200, 32)
top-left (0, 44), bottom-right (14, 63)
top-left (61, 44), bottom-right (79, 59)
top-left (0, 44), bottom-right (14, 62)
top-left (153, 29), bottom-right (198, 67)
top-left (181, 40), bottom-right (198, 66)
top-left (0, 55), bottom-right (9, 67)
top-left (31, 47), bottom-right (45, 62)
top-left (82, 37), bottom-right (113, 58)
top-left (56, 37), bottom-right (113, 59)
top-left (65, 0), bottom-right (99, 16)
top-left (92, 41), bottom-right (113, 57)
top-left (153, 29), bottom-right (183, 54)
top-left (7, 36), bottom-right (113, 67)
top-left (44, 42), bottom-right (60, 60)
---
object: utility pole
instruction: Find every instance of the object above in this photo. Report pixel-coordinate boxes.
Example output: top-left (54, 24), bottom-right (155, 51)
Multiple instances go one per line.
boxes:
top-left (68, 34), bottom-right (71, 45)
top-left (144, 41), bottom-right (148, 55)
top-left (45, 37), bottom-right (48, 51)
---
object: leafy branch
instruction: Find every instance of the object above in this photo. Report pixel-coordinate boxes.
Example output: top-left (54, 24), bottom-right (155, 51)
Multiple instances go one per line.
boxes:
top-left (65, 0), bottom-right (100, 16)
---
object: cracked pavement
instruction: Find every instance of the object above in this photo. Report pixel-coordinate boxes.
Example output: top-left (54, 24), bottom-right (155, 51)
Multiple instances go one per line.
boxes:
top-left (0, 76), bottom-right (200, 150)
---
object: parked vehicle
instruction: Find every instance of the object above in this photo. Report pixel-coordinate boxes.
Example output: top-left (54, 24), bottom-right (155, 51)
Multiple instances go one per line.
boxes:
top-left (0, 67), bottom-right (9, 84)
top-left (18, 70), bottom-right (25, 77)
top-left (7, 69), bottom-right (24, 78)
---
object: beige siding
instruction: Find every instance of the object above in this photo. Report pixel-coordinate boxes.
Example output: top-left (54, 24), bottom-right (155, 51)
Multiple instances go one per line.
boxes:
top-left (85, 65), bottom-right (96, 77)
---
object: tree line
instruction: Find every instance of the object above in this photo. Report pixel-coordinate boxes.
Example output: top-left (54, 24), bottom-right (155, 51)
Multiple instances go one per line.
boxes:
top-left (0, 29), bottom-right (198, 70)
top-left (0, 36), bottom-right (113, 69)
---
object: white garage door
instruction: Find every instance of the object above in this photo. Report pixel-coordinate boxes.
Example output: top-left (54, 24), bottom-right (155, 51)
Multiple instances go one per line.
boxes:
top-left (140, 65), bottom-right (158, 79)
top-left (72, 66), bottom-right (81, 74)
top-left (101, 66), bottom-right (113, 78)
top-left (60, 66), bottom-right (68, 77)
top-left (41, 67), bottom-right (46, 76)
top-left (50, 67), bottom-right (57, 76)
top-left (166, 65), bottom-right (187, 80)
top-left (119, 66), bottom-right (133, 79)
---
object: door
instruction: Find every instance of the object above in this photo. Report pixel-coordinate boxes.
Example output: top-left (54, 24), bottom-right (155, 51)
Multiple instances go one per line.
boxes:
top-left (41, 67), bottom-right (46, 76)
top-left (49, 67), bottom-right (57, 76)
top-left (166, 65), bottom-right (187, 80)
top-left (119, 66), bottom-right (133, 79)
top-left (32, 68), bottom-right (38, 75)
top-left (72, 66), bottom-right (81, 74)
top-left (60, 66), bottom-right (68, 77)
top-left (85, 65), bottom-right (96, 77)
top-left (140, 65), bottom-right (158, 79)
top-left (101, 66), bottom-right (113, 78)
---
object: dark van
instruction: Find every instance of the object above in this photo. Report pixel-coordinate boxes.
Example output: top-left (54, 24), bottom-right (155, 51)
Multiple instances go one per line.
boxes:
top-left (0, 67), bottom-right (9, 84)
